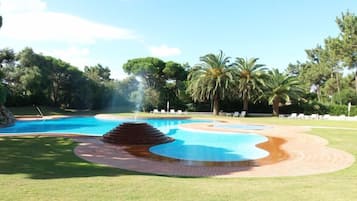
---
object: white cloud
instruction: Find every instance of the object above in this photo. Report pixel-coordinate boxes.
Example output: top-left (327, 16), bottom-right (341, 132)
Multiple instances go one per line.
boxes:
top-left (0, 0), bottom-right (46, 14)
top-left (0, 0), bottom-right (136, 44)
top-left (41, 47), bottom-right (91, 69)
top-left (149, 44), bottom-right (181, 57)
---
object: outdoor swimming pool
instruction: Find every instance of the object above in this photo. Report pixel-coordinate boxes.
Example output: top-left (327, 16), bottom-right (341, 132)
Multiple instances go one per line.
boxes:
top-left (0, 117), bottom-right (269, 162)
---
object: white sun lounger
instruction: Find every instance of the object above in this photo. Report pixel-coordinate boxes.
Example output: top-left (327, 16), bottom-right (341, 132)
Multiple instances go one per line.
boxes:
top-left (240, 111), bottom-right (246, 117)
top-left (233, 111), bottom-right (240, 117)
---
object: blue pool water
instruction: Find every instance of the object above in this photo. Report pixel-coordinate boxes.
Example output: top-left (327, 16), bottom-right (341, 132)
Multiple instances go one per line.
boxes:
top-left (0, 117), bottom-right (269, 162)
top-left (150, 128), bottom-right (268, 161)
top-left (0, 117), bottom-right (209, 136)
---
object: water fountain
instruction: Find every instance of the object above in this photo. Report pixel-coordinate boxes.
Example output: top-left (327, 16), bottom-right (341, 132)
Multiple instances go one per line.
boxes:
top-left (102, 76), bottom-right (174, 146)
top-left (132, 76), bottom-right (144, 121)
top-left (102, 122), bottom-right (174, 145)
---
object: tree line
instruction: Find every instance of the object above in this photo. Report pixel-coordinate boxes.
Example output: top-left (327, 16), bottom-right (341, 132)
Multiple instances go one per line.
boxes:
top-left (287, 11), bottom-right (356, 105)
top-left (0, 47), bottom-right (139, 112)
top-left (123, 11), bottom-right (356, 115)
top-left (0, 11), bottom-right (355, 116)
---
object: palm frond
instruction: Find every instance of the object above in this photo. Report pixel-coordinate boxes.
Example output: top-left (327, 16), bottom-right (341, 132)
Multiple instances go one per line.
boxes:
top-left (187, 50), bottom-right (234, 103)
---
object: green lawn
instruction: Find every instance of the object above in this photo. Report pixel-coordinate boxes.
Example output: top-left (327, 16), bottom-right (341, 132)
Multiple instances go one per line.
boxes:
top-left (239, 117), bottom-right (357, 128)
top-left (0, 117), bottom-right (356, 201)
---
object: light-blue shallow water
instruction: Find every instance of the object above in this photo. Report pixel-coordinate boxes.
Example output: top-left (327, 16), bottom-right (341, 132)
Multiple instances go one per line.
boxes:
top-left (150, 128), bottom-right (269, 161)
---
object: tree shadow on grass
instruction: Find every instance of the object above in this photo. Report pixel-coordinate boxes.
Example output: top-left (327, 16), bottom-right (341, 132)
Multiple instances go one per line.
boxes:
top-left (0, 136), bottom-right (139, 179)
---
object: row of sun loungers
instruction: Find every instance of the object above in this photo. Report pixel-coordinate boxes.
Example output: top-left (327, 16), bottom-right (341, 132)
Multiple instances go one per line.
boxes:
top-left (281, 113), bottom-right (357, 120)
top-left (152, 109), bottom-right (186, 115)
top-left (221, 111), bottom-right (246, 118)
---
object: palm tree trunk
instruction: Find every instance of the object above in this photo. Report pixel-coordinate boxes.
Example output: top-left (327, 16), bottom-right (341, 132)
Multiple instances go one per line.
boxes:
top-left (243, 95), bottom-right (248, 111)
top-left (213, 95), bottom-right (219, 115)
top-left (272, 97), bottom-right (280, 116)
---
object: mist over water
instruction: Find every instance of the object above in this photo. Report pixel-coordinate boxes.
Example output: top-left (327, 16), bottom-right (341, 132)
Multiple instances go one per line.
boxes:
top-left (134, 76), bottom-right (144, 112)
top-left (107, 76), bottom-right (139, 113)
top-left (131, 76), bottom-right (144, 120)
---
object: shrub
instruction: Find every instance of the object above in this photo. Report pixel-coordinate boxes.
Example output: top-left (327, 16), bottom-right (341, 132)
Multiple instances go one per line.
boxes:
top-left (327, 104), bottom-right (357, 116)
top-left (301, 101), bottom-right (329, 115)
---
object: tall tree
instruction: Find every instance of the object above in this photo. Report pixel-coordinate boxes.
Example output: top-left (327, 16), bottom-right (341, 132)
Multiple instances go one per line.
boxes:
top-left (300, 45), bottom-right (332, 102)
top-left (13, 48), bottom-right (91, 107)
top-left (233, 57), bottom-right (267, 112)
top-left (123, 58), bottom-right (188, 110)
top-left (162, 61), bottom-right (188, 110)
top-left (335, 11), bottom-right (357, 94)
top-left (123, 57), bottom-right (166, 89)
top-left (0, 48), bottom-right (15, 68)
top-left (187, 50), bottom-right (233, 115)
top-left (0, 43), bottom-right (16, 125)
top-left (0, 48), bottom-right (15, 105)
top-left (84, 64), bottom-right (111, 82)
top-left (324, 37), bottom-right (344, 104)
top-left (264, 69), bottom-right (304, 116)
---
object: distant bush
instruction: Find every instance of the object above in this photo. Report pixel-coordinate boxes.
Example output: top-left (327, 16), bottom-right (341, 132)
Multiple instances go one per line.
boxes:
top-left (327, 104), bottom-right (357, 116)
top-left (279, 101), bottom-right (357, 116)
top-left (279, 101), bottom-right (328, 115)
top-left (301, 101), bottom-right (329, 115)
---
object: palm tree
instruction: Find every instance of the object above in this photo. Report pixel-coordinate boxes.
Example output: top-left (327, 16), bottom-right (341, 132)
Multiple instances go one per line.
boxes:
top-left (233, 57), bottom-right (267, 112)
top-left (264, 69), bottom-right (304, 116)
top-left (187, 50), bottom-right (234, 115)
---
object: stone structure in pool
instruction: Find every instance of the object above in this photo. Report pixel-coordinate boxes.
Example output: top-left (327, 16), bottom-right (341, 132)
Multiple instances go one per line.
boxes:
top-left (102, 122), bottom-right (174, 145)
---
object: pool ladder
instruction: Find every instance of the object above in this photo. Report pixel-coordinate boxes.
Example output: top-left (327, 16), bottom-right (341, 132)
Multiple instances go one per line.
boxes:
top-left (33, 105), bottom-right (44, 118)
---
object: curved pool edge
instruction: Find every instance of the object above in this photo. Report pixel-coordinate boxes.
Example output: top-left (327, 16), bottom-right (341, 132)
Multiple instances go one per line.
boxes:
top-left (74, 123), bottom-right (355, 177)
top-left (150, 125), bottom-right (272, 162)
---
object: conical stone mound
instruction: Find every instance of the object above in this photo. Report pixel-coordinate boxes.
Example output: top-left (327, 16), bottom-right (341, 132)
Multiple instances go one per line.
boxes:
top-left (102, 122), bottom-right (174, 145)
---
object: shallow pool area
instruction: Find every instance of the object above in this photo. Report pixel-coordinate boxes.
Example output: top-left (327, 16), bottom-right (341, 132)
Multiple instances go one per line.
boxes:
top-left (150, 128), bottom-right (269, 161)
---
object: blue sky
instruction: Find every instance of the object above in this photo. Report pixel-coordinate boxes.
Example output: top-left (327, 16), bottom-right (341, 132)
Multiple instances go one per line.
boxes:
top-left (0, 0), bottom-right (355, 79)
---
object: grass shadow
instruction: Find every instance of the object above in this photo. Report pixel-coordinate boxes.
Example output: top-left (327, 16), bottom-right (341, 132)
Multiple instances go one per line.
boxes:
top-left (0, 136), bottom-right (142, 179)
